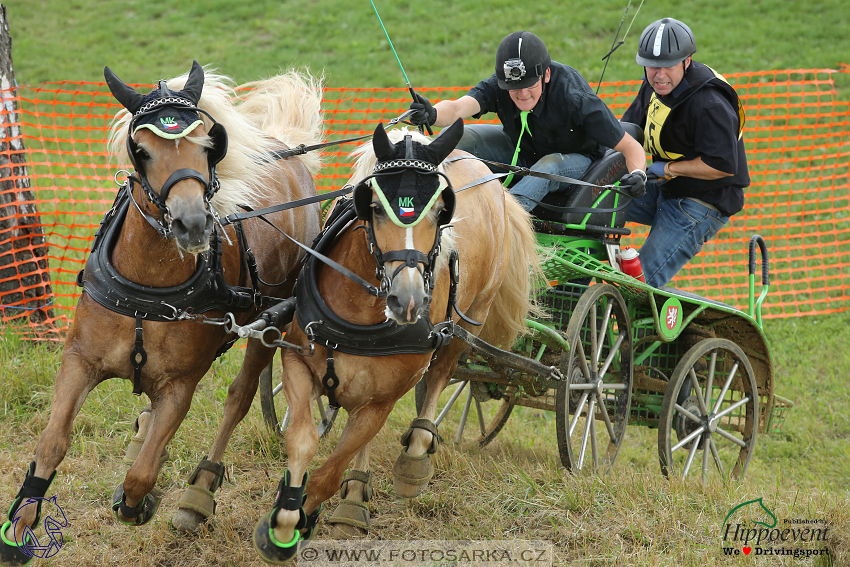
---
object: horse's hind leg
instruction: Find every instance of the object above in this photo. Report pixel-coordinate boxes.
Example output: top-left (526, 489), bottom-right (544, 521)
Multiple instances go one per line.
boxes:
top-left (173, 339), bottom-right (275, 533)
top-left (327, 444), bottom-right (373, 539)
top-left (2, 350), bottom-right (98, 560)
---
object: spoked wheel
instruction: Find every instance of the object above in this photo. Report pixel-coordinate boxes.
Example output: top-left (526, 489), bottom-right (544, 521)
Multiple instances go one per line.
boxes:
top-left (259, 362), bottom-right (338, 440)
top-left (658, 338), bottom-right (758, 481)
top-left (414, 378), bottom-right (516, 447)
top-left (555, 283), bottom-right (632, 473)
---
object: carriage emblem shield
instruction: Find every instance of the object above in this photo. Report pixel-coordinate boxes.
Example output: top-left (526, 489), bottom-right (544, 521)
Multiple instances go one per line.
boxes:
top-left (660, 296), bottom-right (683, 339)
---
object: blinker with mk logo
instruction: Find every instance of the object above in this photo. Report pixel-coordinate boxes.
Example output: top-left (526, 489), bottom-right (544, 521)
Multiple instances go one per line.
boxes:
top-left (353, 121), bottom-right (464, 229)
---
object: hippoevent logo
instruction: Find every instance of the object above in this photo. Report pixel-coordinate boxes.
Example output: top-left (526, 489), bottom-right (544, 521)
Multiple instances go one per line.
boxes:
top-left (721, 498), bottom-right (830, 559)
top-left (11, 495), bottom-right (68, 559)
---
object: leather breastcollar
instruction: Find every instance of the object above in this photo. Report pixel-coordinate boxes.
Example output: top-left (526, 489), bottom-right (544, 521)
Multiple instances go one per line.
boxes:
top-left (294, 201), bottom-right (446, 356)
top-left (78, 185), bottom-right (259, 322)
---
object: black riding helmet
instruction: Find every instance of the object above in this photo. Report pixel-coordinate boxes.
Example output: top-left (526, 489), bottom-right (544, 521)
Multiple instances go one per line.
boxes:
top-left (495, 31), bottom-right (551, 90)
top-left (636, 18), bottom-right (696, 67)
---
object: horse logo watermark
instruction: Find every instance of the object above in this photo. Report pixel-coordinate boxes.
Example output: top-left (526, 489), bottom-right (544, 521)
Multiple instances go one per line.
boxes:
top-left (11, 495), bottom-right (68, 559)
top-left (720, 497), bottom-right (830, 559)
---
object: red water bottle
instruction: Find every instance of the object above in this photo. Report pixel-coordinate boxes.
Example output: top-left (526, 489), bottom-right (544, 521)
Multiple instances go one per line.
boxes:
top-left (619, 247), bottom-right (645, 282)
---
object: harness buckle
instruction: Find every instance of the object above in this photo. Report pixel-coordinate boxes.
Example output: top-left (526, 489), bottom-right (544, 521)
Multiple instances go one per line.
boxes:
top-left (431, 321), bottom-right (455, 349)
top-left (160, 302), bottom-right (180, 321)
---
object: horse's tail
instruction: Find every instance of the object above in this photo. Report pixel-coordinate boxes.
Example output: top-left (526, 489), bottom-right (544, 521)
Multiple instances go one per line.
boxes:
top-left (478, 193), bottom-right (547, 349)
top-left (236, 69), bottom-right (326, 175)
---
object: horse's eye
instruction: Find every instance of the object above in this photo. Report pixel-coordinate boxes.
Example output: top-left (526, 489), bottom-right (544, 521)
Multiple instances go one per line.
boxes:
top-left (370, 203), bottom-right (385, 218)
top-left (134, 147), bottom-right (151, 161)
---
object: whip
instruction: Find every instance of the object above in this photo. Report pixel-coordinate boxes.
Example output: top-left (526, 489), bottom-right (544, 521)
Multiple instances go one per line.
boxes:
top-left (596, 0), bottom-right (645, 93)
top-left (370, 0), bottom-right (433, 134)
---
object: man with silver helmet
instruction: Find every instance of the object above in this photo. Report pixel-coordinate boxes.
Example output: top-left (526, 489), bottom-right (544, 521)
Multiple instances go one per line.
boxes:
top-left (622, 17), bottom-right (750, 288)
top-left (408, 31), bottom-right (647, 212)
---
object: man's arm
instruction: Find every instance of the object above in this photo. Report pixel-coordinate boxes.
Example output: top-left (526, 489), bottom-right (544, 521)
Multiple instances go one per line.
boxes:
top-left (666, 157), bottom-right (732, 180)
top-left (432, 96), bottom-right (482, 127)
top-left (613, 132), bottom-right (647, 174)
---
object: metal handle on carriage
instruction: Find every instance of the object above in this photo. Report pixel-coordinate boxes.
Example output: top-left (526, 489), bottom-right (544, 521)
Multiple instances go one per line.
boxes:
top-left (748, 234), bottom-right (770, 326)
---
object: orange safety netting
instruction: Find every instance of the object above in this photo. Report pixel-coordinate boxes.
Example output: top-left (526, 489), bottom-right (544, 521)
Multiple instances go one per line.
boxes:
top-left (0, 69), bottom-right (848, 339)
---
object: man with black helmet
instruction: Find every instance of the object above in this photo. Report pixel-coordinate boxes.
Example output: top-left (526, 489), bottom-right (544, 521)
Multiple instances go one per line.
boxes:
top-left (408, 31), bottom-right (647, 212)
top-left (622, 17), bottom-right (750, 288)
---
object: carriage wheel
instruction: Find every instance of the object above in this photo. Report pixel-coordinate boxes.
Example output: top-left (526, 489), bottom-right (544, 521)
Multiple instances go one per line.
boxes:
top-left (259, 362), bottom-right (338, 440)
top-left (414, 378), bottom-right (516, 447)
top-left (658, 338), bottom-right (758, 481)
top-left (555, 284), bottom-right (632, 473)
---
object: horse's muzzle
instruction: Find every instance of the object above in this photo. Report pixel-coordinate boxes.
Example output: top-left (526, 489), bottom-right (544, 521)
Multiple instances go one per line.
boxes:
top-left (171, 209), bottom-right (214, 253)
top-left (385, 281), bottom-right (429, 325)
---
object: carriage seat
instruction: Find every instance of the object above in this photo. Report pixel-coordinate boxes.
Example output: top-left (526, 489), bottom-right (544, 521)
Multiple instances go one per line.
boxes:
top-left (530, 122), bottom-right (644, 232)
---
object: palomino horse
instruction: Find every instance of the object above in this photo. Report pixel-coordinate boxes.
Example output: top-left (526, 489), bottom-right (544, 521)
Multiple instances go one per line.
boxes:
top-left (252, 119), bottom-right (545, 563)
top-left (1, 61), bottom-right (323, 564)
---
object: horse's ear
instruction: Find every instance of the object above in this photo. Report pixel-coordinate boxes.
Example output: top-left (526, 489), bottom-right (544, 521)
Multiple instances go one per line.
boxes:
top-left (182, 60), bottom-right (205, 105)
top-left (104, 66), bottom-right (145, 114)
top-left (372, 123), bottom-right (395, 161)
top-left (425, 118), bottom-right (464, 165)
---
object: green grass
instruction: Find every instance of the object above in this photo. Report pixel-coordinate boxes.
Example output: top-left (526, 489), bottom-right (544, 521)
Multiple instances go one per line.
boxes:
top-left (0, 312), bottom-right (847, 566)
top-left (4, 0), bottom-right (850, 96)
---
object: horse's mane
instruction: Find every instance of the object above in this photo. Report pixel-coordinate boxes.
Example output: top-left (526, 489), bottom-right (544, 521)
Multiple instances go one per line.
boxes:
top-left (108, 66), bottom-right (325, 215)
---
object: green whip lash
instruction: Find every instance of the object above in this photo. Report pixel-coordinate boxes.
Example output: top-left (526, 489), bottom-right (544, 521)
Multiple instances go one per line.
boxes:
top-left (370, 0), bottom-right (433, 135)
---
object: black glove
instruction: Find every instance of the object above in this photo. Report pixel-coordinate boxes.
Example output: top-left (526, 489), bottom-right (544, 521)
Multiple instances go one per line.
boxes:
top-left (619, 169), bottom-right (647, 198)
top-left (409, 93), bottom-right (437, 127)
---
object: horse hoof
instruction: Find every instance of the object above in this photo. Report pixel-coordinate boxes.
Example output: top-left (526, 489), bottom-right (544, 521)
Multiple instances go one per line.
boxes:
top-left (329, 521), bottom-right (368, 539)
top-left (0, 522), bottom-right (34, 567)
top-left (171, 508), bottom-right (207, 534)
top-left (111, 485), bottom-right (159, 526)
top-left (253, 515), bottom-right (299, 565)
top-left (392, 451), bottom-right (433, 498)
top-left (172, 483), bottom-right (218, 533)
top-left (327, 500), bottom-right (370, 539)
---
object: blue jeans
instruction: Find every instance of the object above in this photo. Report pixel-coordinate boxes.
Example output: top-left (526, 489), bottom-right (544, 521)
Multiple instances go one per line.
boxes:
top-left (625, 181), bottom-right (729, 288)
top-left (456, 124), bottom-right (592, 212)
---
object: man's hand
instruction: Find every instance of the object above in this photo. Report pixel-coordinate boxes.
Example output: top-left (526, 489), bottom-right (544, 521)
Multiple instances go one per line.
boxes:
top-left (646, 161), bottom-right (676, 183)
top-left (409, 93), bottom-right (437, 127)
top-left (619, 169), bottom-right (647, 198)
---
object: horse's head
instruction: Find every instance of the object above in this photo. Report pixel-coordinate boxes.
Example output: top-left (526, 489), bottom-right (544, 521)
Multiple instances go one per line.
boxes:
top-left (105, 61), bottom-right (228, 255)
top-left (352, 120), bottom-right (463, 324)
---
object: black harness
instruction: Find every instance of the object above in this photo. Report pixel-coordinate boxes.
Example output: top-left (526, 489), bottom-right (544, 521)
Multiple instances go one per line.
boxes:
top-left (293, 200), bottom-right (456, 408)
top-left (77, 182), bottom-right (283, 395)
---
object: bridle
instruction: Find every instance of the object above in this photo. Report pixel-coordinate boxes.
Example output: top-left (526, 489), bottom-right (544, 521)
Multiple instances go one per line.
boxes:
top-left (123, 84), bottom-right (228, 239)
top-left (351, 157), bottom-right (455, 300)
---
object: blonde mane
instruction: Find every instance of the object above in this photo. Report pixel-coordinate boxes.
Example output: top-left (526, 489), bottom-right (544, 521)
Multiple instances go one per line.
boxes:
top-left (108, 65), bottom-right (325, 215)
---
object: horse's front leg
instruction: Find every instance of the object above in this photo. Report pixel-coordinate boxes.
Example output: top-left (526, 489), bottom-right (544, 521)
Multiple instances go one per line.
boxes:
top-left (173, 338), bottom-right (275, 533)
top-left (302, 403), bottom-right (393, 539)
top-left (393, 347), bottom-right (461, 498)
top-left (113, 379), bottom-right (196, 526)
top-left (2, 350), bottom-right (98, 564)
top-left (253, 350), bottom-right (320, 564)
